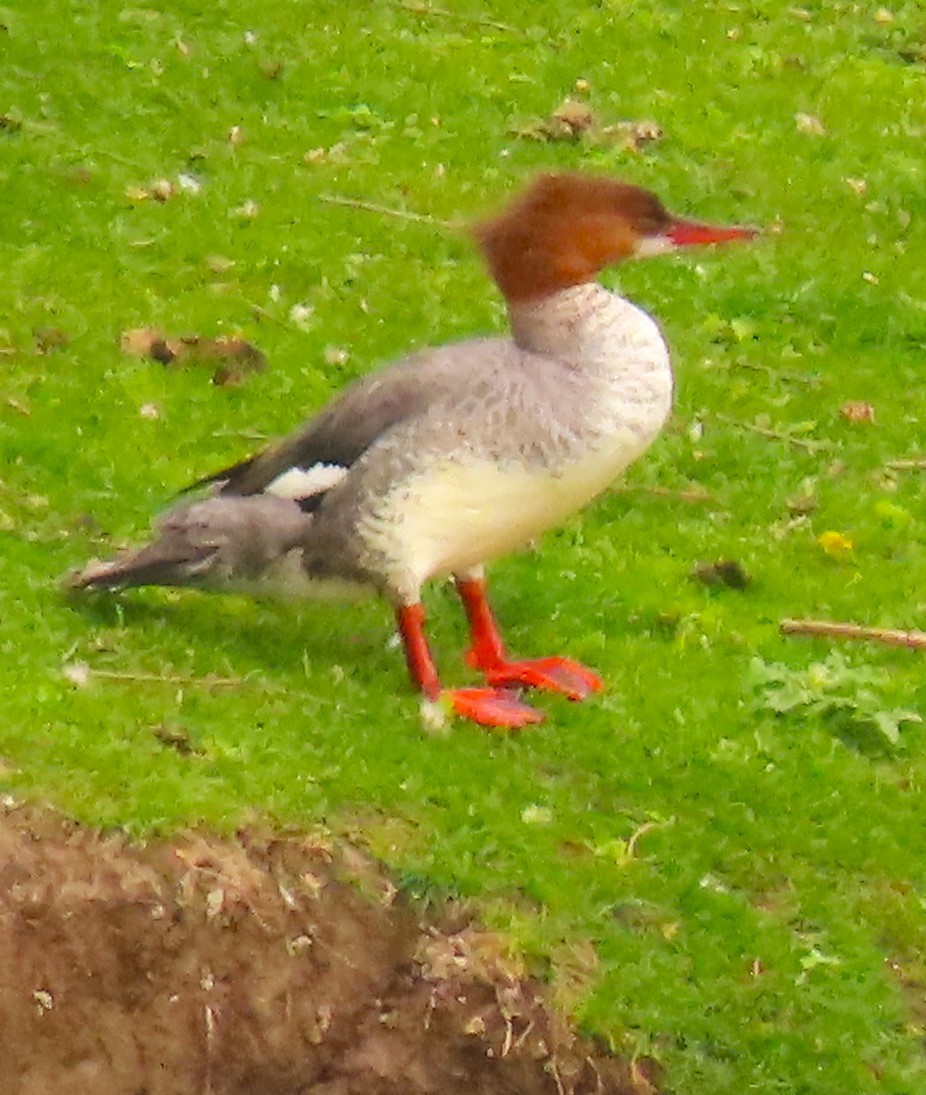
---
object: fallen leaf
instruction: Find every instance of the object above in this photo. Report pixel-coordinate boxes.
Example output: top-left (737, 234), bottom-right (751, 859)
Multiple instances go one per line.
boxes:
top-left (126, 176), bottom-right (198, 203)
top-left (840, 400), bottom-right (875, 423)
top-left (521, 804), bottom-right (553, 825)
top-left (511, 99), bottom-right (662, 150)
top-left (547, 98), bottom-right (596, 138)
top-left (33, 327), bottom-right (70, 353)
top-left (231, 199), bottom-right (260, 219)
top-left (603, 118), bottom-right (663, 151)
top-left (206, 255), bottom-right (235, 274)
top-left (323, 345), bottom-right (350, 366)
top-left (152, 723), bottom-right (199, 755)
top-left (303, 141), bottom-right (349, 165)
top-left (690, 559), bottom-right (752, 589)
top-left (786, 492), bottom-right (817, 516)
top-left (150, 178), bottom-right (174, 201)
top-left (120, 328), bottom-right (267, 384)
top-left (795, 112), bottom-right (826, 136)
top-left (120, 327), bottom-right (174, 359)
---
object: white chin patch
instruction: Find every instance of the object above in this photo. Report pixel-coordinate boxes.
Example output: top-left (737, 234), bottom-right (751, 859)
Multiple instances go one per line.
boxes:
top-left (265, 463), bottom-right (349, 501)
top-left (633, 235), bottom-right (676, 259)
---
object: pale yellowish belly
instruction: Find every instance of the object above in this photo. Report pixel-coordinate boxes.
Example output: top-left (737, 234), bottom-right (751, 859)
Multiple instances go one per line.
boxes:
top-left (375, 428), bottom-right (652, 586)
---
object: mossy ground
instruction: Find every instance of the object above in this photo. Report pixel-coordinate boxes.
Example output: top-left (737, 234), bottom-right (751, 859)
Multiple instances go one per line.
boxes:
top-left (2, 2), bottom-right (925, 1092)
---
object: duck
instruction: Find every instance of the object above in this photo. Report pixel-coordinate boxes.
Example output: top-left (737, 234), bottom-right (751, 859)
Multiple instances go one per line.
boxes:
top-left (69, 173), bottom-right (755, 729)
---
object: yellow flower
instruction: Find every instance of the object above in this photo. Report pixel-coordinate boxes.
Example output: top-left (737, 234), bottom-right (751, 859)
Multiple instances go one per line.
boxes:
top-left (817, 530), bottom-right (854, 558)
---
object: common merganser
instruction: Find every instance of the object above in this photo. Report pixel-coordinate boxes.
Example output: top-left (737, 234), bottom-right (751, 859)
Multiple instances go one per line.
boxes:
top-left (70, 174), bottom-right (754, 728)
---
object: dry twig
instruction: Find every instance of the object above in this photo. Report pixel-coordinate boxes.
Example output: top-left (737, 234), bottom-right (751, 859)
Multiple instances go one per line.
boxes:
top-left (393, 1), bottom-right (516, 33)
top-left (318, 193), bottom-right (454, 229)
top-left (886, 458), bottom-right (926, 471)
top-left (93, 668), bottom-right (247, 688)
top-left (625, 820), bottom-right (668, 861)
top-left (77, 661), bottom-right (246, 687)
top-left (612, 484), bottom-right (712, 504)
top-left (730, 359), bottom-right (820, 386)
top-left (780, 618), bottom-right (926, 650)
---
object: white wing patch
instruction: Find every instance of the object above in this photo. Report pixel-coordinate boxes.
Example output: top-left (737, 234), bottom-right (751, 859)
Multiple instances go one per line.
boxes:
top-left (265, 463), bottom-right (349, 501)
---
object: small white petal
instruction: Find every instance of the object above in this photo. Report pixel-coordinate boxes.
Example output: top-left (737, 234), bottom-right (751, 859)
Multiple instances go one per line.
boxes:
top-left (177, 173), bottom-right (202, 194)
top-left (63, 662), bottom-right (92, 688)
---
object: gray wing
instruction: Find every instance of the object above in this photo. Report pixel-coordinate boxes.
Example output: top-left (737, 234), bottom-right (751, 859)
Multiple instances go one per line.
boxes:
top-left (191, 338), bottom-right (509, 505)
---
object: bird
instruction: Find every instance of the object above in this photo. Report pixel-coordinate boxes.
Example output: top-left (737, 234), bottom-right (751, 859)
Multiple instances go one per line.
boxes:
top-left (69, 173), bottom-right (755, 729)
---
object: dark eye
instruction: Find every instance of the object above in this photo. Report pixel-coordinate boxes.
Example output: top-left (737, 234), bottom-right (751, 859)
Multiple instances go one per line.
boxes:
top-left (636, 196), bottom-right (670, 234)
top-left (615, 187), bottom-right (670, 235)
top-left (633, 214), bottom-right (664, 236)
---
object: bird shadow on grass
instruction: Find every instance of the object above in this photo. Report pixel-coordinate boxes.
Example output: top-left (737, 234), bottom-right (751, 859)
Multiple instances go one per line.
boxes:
top-left (62, 586), bottom-right (397, 689)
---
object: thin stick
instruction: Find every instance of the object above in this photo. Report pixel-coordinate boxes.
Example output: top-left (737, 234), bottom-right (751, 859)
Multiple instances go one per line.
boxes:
top-left (625, 820), bottom-right (671, 861)
top-left (612, 484), bottom-right (712, 504)
top-left (731, 359), bottom-right (820, 386)
top-left (393, 2), bottom-right (517, 33)
top-left (318, 193), bottom-right (454, 229)
top-left (886, 458), bottom-right (926, 471)
top-left (93, 669), bottom-right (247, 687)
top-left (210, 428), bottom-right (269, 443)
top-left (714, 413), bottom-right (829, 452)
top-left (780, 618), bottom-right (926, 650)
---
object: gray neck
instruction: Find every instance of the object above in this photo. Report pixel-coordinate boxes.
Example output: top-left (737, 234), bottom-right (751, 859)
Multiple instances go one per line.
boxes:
top-left (508, 282), bottom-right (674, 433)
top-left (508, 282), bottom-right (664, 365)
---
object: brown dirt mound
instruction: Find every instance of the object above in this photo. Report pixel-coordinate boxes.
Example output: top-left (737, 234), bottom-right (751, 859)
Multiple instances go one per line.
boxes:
top-left (0, 801), bottom-right (659, 1095)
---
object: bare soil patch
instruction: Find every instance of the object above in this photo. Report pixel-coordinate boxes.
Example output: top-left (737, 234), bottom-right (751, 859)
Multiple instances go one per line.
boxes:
top-left (0, 802), bottom-right (658, 1095)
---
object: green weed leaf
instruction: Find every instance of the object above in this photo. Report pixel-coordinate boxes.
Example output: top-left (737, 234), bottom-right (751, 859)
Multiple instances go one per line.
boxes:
top-left (751, 653), bottom-right (920, 749)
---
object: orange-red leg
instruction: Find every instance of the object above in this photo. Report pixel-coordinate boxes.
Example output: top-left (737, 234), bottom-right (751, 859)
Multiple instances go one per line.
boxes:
top-left (395, 604), bottom-right (543, 729)
top-left (455, 577), bottom-right (604, 701)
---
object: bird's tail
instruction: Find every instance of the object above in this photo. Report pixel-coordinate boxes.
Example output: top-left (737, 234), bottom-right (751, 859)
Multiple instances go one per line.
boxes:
top-left (66, 494), bottom-right (314, 592)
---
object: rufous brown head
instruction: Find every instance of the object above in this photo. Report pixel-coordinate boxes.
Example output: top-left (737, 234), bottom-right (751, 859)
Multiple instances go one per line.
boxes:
top-left (474, 173), bottom-right (756, 302)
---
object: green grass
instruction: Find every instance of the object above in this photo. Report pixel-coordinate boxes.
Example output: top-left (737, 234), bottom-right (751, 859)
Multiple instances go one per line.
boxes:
top-left (3, 1), bottom-right (926, 1091)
